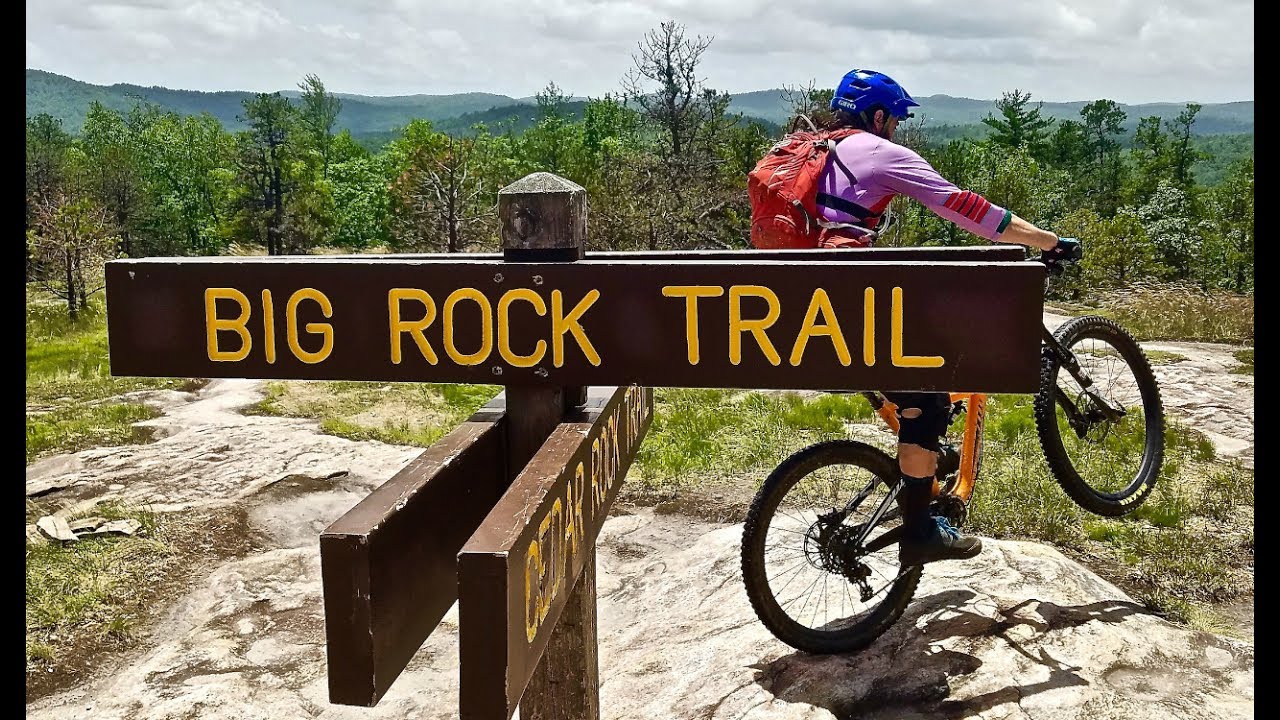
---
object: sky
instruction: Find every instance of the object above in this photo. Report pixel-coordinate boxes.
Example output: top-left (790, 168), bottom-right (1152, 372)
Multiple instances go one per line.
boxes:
top-left (26, 0), bottom-right (1253, 105)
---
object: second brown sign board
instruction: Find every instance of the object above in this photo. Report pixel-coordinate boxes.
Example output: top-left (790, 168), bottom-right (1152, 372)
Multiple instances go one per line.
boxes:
top-left (459, 384), bottom-right (653, 720)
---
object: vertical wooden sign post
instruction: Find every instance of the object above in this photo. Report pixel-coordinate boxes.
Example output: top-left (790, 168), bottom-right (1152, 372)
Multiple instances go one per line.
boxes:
top-left (497, 173), bottom-right (600, 720)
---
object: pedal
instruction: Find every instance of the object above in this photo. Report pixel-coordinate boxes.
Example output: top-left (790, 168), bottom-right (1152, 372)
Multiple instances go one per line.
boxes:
top-left (931, 494), bottom-right (968, 528)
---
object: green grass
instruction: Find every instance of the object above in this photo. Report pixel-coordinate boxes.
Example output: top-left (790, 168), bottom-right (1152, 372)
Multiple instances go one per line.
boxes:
top-left (1089, 284), bottom-right (1253, 344)
top-left (1230, 348), bottom-right (1253, 375)
top-left (247, 379), bottom-right (501, 447)
top-left (633, 390), bottom-right (877, 488)
top-left (1144, 350), bottom-right (1189, 365)
top-left (26, 288), bottom-right (198, 463)
top-left (26, 501), bottom-right (170, 667)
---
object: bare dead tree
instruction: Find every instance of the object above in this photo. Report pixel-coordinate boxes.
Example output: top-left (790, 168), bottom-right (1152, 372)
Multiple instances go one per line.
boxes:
top-left (394, 135), bottom-right (493, 253)
top-left (622, 21), bottom-right (717, 162)
top-left (26, 192), bottom-right (119, 320)
top-left (620, 21), bottom-right (741, 250)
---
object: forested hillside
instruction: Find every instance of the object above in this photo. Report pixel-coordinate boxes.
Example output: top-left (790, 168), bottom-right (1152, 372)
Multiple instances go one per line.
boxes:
top-left (26, 21), bottom-right (1253, 326)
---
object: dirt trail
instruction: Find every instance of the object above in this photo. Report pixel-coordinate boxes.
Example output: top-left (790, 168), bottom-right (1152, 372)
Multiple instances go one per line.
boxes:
top-left (25, 312), bottom-right (1253, 716)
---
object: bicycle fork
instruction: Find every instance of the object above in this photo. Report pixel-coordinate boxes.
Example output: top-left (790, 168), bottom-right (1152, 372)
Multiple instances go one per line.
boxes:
top-left (1041, 326), bottom-right (1127, 435)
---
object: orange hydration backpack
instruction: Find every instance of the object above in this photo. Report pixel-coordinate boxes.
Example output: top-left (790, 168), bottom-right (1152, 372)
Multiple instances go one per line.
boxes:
top-left (747, 127), bottom-right (861, 249)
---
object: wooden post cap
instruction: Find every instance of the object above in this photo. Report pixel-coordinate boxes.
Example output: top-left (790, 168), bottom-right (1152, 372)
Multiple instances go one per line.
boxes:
top-left (498, 172), bottom-right (587, 251)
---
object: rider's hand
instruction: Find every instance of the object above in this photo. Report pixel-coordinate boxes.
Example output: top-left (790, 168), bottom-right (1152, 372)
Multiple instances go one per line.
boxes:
top-left (1042, 237), bottom-right (1082, 263)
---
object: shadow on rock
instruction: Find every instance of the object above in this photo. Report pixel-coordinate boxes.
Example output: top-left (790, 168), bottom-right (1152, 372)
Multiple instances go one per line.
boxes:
top-left (751, 589), bottom-right (1149, 719)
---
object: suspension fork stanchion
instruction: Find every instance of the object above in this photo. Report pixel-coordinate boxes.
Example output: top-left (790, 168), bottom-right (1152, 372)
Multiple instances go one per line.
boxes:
top-left (1043, 325), bottom-right (1086, 383)
top-left (953, 393), bottom-right (986, 502)
top-left (1042, 324), bottom-right (1127, 422)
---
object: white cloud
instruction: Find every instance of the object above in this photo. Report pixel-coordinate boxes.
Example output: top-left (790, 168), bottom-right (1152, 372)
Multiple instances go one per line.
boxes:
top-left (24, 0), bottom-right (1253, 103)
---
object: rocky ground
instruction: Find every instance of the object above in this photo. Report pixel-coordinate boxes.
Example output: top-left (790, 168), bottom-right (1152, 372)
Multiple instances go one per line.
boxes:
top-left (25, 312), bottom-right (1254, 718)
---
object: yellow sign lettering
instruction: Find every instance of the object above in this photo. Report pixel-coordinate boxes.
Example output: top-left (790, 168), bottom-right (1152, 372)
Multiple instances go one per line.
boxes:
top-left (892, 287), bottom-right (944, 368)
top-left (388, 289), bottom-right (439, 365)
top-left (524, 539), bottom-right (542, 642)
top-left (566, 462), bottom-right (585, 557)
top-left (205, 288), bottom-right (252, 362)
top-left (789, 288), bottom-right (851, 366)
top-left (261, 290), bottom-right (276, 364)
top-left (863, 287), bottom-right (876, 367)
top-left (286, 289), bottom-right (334, 364)
top-left (498, 289), bottom-right (548, 367)
top-left (552, 290), bottom-right (601, 367)
top-left (661, 285), bottom-right (723, 365)
top-left (442, 288), bottom-right (493, 365)
top-left (728, 285), bottom-right (782, 366)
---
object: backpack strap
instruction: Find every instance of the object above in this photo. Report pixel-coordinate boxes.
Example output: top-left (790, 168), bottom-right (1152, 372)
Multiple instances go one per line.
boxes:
top-left (816, 192), bottom-right (874, 220)
top-left (823, 129), bottom-right (860, 184)
top-left (828, 146), bottom-right (857, 184)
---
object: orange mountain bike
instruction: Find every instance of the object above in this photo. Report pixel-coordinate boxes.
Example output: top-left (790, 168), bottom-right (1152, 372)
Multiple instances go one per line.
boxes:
top-left (740, 249), bottom-right (1165, 654)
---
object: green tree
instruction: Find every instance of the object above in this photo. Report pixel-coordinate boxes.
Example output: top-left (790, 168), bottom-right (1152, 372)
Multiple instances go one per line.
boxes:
top-left (390, 125), bottom-right (493, 253)
top-left (1135, 182), bottom-right (1198, 280)
top-left (1197, 157), bottom-right (1253, 291)
top-left (78, 102), bottom-right (150, 256)
top-left (1129, 116), bottom-right (1168, 206)
top-left (623, 21), bottom-right (738, 248)
top-left (297, 74), bottom-right (343, 180)
top-left (1165, 103), bottom-right (1205, 191)
top-left (138, 109), bottom-right (236, 255)
top-left (1079, 100), bottom-right (1127, 216)
top-left (981, 89), bottom-right (1055, 160)
top-left (26, 113), bottom-right (74, 214)
top-left (329, 152), bottom-right (393, 249)
top-left (234, 93), bottom-right (297, 255)
top-left (1083, 210), bottom-right (1158, 287)
top-left (520, 82), bottom-right (584, 179)
top-left (1043, 119), bottom-right (1091, 208)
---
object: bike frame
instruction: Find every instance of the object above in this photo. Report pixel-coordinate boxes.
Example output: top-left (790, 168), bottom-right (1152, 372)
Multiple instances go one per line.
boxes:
top-left (861, 391), bottom-right (988, 503)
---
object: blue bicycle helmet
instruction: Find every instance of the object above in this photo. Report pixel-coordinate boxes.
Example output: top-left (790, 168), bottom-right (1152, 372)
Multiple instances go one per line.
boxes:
top-left (830, 69), bottom-right (919, 119)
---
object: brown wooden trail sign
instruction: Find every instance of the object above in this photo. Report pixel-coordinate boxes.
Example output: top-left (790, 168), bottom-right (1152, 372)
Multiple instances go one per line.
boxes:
top-left (320, 394), bottom-right (508, 706)
top-left (103, 170), bottom-right (1050, 720)
top-left (276, 245), bottom-right (1027, 262)
top-left (104, 257), bottom-right (1043, 393)
top-left (459, 384), bottom-right (652, 720)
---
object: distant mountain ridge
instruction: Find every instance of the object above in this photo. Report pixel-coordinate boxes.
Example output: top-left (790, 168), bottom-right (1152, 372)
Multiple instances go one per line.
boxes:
top-left (727, 89), bottom-right (1254, 135)
top-left (27, 69), bottom-right (1254, 137)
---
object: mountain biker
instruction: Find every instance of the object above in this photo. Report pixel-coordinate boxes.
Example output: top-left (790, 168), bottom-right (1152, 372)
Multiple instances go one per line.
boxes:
top-left (813, 68), bottom-right (1080, 566)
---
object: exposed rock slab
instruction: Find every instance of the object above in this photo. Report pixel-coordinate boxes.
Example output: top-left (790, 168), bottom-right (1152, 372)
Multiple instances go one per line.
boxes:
top-left (27, 510), bottom-right (1252, 720)
top-left (24, 379), bottom-right (423, 517)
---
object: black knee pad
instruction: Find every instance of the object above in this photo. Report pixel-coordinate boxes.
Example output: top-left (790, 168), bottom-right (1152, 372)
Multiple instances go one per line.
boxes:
top-left (883, 391), bottom-right (950, 452)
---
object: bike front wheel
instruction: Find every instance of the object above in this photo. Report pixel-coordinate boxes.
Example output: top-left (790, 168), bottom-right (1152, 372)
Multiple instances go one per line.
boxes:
top-left (1034, 315), bottom-right (1164, 516)
top-left (741, 440), bottom-right (921, 654)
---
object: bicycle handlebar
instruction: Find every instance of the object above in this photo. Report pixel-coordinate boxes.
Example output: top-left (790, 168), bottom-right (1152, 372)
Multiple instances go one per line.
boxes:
top-left (1034, 238), bottom-right (1083, 276)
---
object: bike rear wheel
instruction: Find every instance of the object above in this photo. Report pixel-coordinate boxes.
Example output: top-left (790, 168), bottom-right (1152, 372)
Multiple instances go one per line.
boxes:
top-left (1034, 315), bottom-right (1164, 516)
top-left (741, 440), bottom-right (921, 654)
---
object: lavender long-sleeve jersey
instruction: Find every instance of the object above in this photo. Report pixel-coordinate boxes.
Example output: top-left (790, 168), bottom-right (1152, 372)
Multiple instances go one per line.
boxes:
top-left (815, 131), bottom-right (1012, 241)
